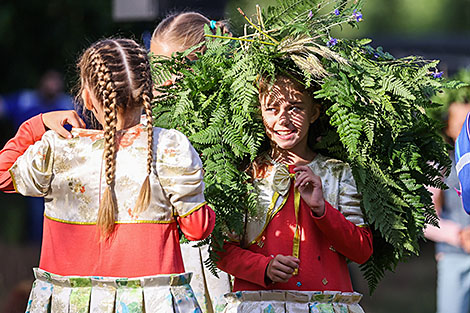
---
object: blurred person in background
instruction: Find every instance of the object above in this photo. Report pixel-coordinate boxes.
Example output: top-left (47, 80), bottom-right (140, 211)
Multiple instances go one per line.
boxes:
top-left (0, 69), bottom-right (73, 242)
top-left (426, 69), bottom-right (470, 313)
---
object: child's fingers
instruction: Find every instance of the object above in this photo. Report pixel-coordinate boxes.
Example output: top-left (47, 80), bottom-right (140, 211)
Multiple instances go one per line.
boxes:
top-left (293, 165), bottom-right (311, 173)
top-left (295, 174), bottom-right (311, 188)
top-left (277, 255), bottom-right (300, 269)
top-left (65, 111), bottom-right (86, 129)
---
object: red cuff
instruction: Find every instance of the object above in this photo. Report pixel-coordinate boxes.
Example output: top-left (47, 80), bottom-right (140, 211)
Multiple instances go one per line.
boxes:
top-left (177, 204), bottom-right (215, 241)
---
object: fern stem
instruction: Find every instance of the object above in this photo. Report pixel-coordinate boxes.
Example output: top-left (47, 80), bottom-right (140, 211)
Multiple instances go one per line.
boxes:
top-left (237, 8), bottom-right (279, 45)
top-left (205, 34), bottom-right (277, 46)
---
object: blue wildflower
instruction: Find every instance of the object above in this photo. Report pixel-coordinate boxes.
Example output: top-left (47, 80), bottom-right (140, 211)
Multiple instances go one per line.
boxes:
top-left (308, 10), bottom-right (313, 18)
top-left (327, 37), bottom-right (338, 47)
top-left (353, 9), bottom-right (363, 22)
top-left (433, 71), bottom-right (443, 79)
top-left (334, 9), bottom-right (340, 15)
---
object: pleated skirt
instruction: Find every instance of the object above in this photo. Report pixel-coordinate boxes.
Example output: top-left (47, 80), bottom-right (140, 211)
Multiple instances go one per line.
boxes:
top-left (25, 268), bottom-right (201, 313)
top-left (224, 290), bottom-right (365, 313)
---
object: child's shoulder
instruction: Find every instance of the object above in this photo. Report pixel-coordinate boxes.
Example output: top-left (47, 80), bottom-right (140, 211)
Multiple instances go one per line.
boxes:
top-left (153, 127), bottom-right (191, 146)
top-left (308, 153), bottom-right (352, 177)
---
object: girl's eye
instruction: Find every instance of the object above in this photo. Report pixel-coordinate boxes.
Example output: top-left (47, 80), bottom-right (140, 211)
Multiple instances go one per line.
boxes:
top-left (289, 105), bottom-right (302, 112)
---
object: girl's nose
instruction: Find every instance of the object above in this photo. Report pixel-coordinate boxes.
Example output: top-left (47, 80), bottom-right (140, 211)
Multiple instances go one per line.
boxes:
top-left (278, 109), bottom-right (290, 125)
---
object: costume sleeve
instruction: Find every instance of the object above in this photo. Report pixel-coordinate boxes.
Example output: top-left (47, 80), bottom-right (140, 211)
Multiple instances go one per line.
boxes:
top-left (312, 164), bottom-right (372, 264)
top-left (311, 201), bottom-right (373, 264)
top-left (155, 128), bottom-right (206, 217)
top-left (337, 163), bottom-right (365, 226)
top-left (9, 131), bottom-right (55, 197)
top-left (0, 114), bottom-right (46, 192)
top-left (217, 241), bottom-right (272, 288)
top-left (177, 204), bottom-right (215, 241)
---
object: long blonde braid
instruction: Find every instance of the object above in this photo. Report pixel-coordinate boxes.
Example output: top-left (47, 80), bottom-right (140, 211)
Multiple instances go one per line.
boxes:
top-left (132, 44), bottom-right (154, 214)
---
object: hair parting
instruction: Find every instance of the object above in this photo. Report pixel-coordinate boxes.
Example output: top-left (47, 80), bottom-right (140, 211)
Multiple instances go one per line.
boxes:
top-left (77, 38), bottom-right (154, 236)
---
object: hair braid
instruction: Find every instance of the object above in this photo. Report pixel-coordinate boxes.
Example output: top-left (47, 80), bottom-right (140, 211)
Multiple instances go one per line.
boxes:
top-left (94, 50), bottom-right (119, 236)
top-left (133, 48), bottom-right (154, 214)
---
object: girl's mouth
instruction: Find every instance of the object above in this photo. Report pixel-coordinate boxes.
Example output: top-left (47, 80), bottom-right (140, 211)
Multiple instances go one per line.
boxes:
top-left (274, 129), bottom-right (295, 139)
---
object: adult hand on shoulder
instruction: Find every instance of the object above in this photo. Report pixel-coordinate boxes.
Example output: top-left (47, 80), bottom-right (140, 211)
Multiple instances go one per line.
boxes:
top-left (42, 110), bottom-right (86, 139)
top-left (294, 165), bottom-right (325, 216)
top-left (265, 254), bottom-right (299, 284)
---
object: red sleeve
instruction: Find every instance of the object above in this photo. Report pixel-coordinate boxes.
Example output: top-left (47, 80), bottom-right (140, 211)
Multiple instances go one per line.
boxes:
top-left (0, 114), bottom-right (46, 192)
top-left (311, 201), bottom-right (373, 264)
top-left (217, 241), bottom-right (272, 288)
top-left (177, 204), bottom-right (215, 241)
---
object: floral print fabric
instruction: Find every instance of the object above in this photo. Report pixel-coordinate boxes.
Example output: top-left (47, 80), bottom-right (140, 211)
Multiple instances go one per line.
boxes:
top-left (10, 125), bottom-right (206, 224)
top-left (224, 290), bottom-right (365, 313)
top-left (25, 268), bottom-right (201, 313)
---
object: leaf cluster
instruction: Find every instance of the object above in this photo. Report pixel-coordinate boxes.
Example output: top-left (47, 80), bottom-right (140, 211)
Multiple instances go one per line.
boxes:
top-left (151, 0), bottom-right (459, 292)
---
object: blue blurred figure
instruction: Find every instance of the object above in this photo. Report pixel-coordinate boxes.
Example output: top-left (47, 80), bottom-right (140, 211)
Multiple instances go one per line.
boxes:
top-left (0, 69), bottom-right (74, 242)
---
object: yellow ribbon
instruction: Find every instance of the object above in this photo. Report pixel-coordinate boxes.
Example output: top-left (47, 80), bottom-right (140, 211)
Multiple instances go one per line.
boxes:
top-left (272, 164), bottom-right (301, 276)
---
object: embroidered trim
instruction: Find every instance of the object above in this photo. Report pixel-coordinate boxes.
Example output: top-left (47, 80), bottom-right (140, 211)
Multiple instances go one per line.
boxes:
top-left (8, 168), bottom-right (19, 193)
top-left (177, 201), bottom-right (207, 218)
top-left (45, 214), bottom-right (176, 225)
top-left (250, 192), bottom-right (288, 245)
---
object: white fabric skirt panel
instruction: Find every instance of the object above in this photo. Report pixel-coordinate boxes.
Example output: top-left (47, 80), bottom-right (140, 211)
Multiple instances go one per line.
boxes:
top-left (224, 290), bottom-right (365, 313)
top-left (25, 268), bottom-right (201, 313)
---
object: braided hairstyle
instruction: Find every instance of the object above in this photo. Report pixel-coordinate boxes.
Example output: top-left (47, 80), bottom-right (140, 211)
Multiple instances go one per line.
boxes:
top-left (77, 38), bottom-right (154, 236)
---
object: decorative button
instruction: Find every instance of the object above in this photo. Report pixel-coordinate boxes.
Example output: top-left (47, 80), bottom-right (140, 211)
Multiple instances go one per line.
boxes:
top-left (296, 281), bottom-right (302, 287)
top-left (322, 278), bottom-right (328, 285)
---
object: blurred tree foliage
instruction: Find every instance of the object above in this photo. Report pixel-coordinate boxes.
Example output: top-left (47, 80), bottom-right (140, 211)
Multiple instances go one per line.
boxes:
top-left (225, 0), bottom-right (470, 37)
top-left (0, 0), bottom-right (155, 94)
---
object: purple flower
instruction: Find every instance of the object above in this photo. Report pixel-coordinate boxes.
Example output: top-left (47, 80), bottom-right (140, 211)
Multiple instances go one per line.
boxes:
top-left (308, 10), bottom-right (313, 18)
top-left (334, 9), bottom-right (340, 15)
top-left (353, 9), bottom-right (363, 22)
top-left (327, 37), bottom-right (338, 47)
top-left (433, 71), bottom-right (443, 79)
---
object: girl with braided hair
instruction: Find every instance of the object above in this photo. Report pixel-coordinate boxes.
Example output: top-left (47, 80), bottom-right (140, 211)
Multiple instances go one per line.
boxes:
top-left (3, 38), bottom-right (214, 312)
top-left (0, 13), bottom-right (231, 313)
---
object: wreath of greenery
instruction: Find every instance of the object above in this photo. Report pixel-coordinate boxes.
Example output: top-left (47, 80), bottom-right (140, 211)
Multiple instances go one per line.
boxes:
top-left (151, 0), bottom-right (464, 292)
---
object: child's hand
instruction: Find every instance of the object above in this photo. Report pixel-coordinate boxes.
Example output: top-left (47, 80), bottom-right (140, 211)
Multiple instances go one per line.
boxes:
top-left (294, 165), bottom-right (325, 216)
top-left (42, 110), bottom-right (86, 139)
top-left (265, 254), bottom-right (300, 284)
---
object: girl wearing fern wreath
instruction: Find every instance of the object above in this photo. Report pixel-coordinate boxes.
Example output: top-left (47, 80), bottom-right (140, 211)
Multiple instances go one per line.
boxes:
top-left (1, 38), bottom-right (215, 312)
top-left (150, 0), bottom-right (458, 310)
top-left (216, 73), bottom-right (373, 312)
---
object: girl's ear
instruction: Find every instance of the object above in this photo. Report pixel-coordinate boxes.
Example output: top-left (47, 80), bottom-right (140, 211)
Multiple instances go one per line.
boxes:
top-left (82, 87), bottom-right (94, 111)
top-left (310, 104), bottom-right (321, 123)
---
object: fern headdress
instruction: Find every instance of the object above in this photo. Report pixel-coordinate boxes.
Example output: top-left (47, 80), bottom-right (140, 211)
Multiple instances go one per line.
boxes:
top-left (151, 0), bottom-right (462, 292)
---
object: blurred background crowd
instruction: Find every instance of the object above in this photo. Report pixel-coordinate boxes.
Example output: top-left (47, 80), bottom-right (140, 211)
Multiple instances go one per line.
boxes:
top-left (0, 0), bottom-right (469, 312)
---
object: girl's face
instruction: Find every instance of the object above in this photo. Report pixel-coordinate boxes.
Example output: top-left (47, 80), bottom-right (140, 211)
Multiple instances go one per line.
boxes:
top-left (260, 77), bottom-right (320, 153)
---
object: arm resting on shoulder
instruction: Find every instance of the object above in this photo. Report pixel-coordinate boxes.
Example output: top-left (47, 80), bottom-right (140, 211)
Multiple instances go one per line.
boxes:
top-left (311, 201), bottom-right (373, 264)
top-left (0, 114), bottom-right (46, 192)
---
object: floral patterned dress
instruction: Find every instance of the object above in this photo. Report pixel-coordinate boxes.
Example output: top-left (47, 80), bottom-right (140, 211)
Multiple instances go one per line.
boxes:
top-left (9, 124), bottom-right (214, 313)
